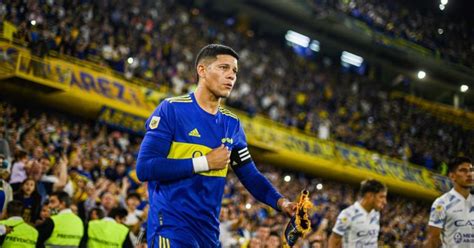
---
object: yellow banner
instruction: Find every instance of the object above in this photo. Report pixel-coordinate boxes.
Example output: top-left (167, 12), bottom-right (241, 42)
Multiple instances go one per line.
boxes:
top-left (2, 21), bottom-right (17, 41)
top-left (12, 52), bottom-right (159, 117)
top-left (1, 42), bottom-right (164, 132)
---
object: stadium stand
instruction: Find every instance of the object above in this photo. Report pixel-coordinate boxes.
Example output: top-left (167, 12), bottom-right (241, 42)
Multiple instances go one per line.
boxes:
top-left (307, 0), bottom-right (474, 68)
top-left (0, 0), bottom-right (471, 247)
top-left (1, 0), bottom-right (472, 171)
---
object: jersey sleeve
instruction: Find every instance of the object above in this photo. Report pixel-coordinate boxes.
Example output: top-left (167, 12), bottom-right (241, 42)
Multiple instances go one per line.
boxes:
top-left (136, 101), bottom-right (194, 182)
top-left (332, 209), bottom-right (352, 236)
top-left (428, 198), bottom-right (446, 229)
top-left (230, 120), bottom-right (282, 210)
top-left (145, 100), bottom-right (175, 141)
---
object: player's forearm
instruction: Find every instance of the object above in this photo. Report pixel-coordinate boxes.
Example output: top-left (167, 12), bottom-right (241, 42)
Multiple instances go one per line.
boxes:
top-left (328, 234), bottom-right (342, 248)
top-left (234, 162), bottom-right (283, 210)
top-left (424, 237), bottom-right (441, 248)
top-left (425, 226), bottom-right (442, 248)
top-left (136, 156), bottom-right (194, 182)
top-left (136, 133), bottom-right (194, 182)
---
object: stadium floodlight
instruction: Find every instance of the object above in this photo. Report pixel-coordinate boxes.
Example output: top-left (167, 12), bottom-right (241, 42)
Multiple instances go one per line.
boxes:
top-left (460, 85), bottom-right (469, 93)
top-left (127, 57), bottom-right (134, 64)
top-left (441, 0), bottom-right (448, 5)
top-left (284, 175), bottom-right (291, 182)
top-left (341, 51), bottom-right (364, 67)
top-left (245, 203), bottom-right (252, 209)
top-left (309, 40), bottom-right (320, 52)
top-left (439, 4), bottom-right (445, 10)
top-left (438, 28), bottom-right (444, 35)
top-left (316, 183), bottom-right (323, 190)
top-left (30, 20), bottom-right (36, 26)
top-left (285, 30), bottom-right (310, 48)
top-left (417, 70), bottom-right (426, 79)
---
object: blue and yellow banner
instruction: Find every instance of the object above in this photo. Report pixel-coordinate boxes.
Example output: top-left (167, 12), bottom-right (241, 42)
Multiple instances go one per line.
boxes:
top-left (97, 107), bottom-right (147, 134)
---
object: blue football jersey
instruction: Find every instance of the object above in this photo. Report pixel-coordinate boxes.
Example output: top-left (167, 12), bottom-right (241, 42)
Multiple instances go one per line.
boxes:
top-left (144, 93), bottom-right (249, 247)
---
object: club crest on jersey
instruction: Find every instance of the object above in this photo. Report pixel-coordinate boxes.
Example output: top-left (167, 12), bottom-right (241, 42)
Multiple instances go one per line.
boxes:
top-left (149, 116), bottom-right (160, 129)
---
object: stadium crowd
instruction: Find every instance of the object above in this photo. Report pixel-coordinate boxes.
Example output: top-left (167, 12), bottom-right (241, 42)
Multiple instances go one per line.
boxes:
top-left (308, 0), bottom-right (474, 68)
top-left (0, 101), bottom-right (432, 247)
top-left (1, 0), bottom-right (472, 172)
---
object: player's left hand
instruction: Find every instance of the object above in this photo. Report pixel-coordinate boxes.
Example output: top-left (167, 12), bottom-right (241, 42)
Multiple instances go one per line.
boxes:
top-left (278, 197), bottom-right (297, 217)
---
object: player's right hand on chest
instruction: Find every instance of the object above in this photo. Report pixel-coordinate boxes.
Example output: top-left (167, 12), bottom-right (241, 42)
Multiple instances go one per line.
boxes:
top-left (206, 144), bottom-right (231, 170)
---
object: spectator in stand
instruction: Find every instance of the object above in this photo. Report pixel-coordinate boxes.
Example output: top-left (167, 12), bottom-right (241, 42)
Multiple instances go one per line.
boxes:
top-left (13, 178), bottom-right (42, 224)
top-left (0, 154), bottom-right (13, 213)
top-left (9, 149), bottom-right (30, 191)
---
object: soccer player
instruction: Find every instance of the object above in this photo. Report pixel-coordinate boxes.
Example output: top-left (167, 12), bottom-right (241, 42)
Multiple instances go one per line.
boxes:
top-left (425, 156), bottom-right (473, 247)
top-left (328, 179), bottom-right (387, 248)
top-left (136, 44), bottom-right (297, 247)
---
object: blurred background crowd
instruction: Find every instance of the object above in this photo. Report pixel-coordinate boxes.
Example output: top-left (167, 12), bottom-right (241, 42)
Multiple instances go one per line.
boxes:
top-left (308, 0), bottom-right (474, 68)
top-left (0, 0), bottom-right (471, 247)
top-left (1, 0), bottom-right (472, 172)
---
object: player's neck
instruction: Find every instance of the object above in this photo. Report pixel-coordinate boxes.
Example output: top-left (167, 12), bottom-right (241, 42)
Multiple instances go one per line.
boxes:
top-left (194, 86), bottom-right (221, 115)
top-left (453, 185), bottom-right (470, 199)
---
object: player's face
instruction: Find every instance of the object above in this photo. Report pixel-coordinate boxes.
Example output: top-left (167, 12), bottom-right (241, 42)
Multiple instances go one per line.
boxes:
top-left (372, 190), bottom-right (387, 211)
top-left (450, 162), bottom-right (474, 188)
top-left (201, 55), bottom-right (238, 98)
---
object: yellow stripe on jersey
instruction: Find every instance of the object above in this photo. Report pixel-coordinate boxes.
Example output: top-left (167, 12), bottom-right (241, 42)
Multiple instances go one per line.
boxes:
top-left (166, 238), bottom-right (170, 248)
top-left (168, 100), bottom-right (193, 103)
top-left (165, 95), bottom-right (193, 103)
top-left (167, 142), bottom-right (228, 177)
top-left (167, 100), bottom-right (193, 103)
top-left (166, 95), bottom-right (191, 100)
top-left (218, 107), bottom-right (238, 119)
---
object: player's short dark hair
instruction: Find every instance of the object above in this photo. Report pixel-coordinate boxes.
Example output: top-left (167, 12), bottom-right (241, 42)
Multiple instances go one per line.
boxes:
top-left (7, 200), bottom-right (24, 217)
top-left (194, 44), bottom-right (239, 72)
top-left (448, 156), bottom-right (472, 173)
top-left (359, 179), bottom-right (387, 196)
top-left (108, 207), bottom-right (128, 219)
top-left (50, 191), bottom-right (72, 207)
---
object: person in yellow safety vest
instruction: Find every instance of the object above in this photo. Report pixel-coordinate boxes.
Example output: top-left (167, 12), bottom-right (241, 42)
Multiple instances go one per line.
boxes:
top-left (0, 200), bottom-right (38, 247)
top-left (85, 207), bottom-right (133, 248)
top-left (36, 191), bottom-right (84, 248)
